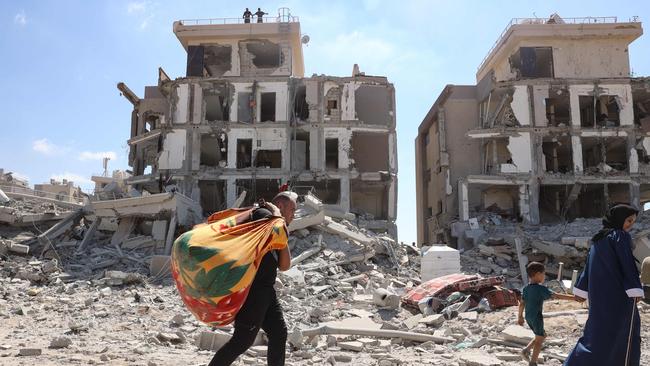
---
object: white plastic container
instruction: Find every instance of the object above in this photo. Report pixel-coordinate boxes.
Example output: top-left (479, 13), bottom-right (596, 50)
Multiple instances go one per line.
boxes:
top-left (421, 245), bottom-right (461, 282)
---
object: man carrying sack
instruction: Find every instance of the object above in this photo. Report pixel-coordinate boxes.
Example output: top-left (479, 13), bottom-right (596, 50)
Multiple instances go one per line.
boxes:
top-left (207, 191), bottom-right (295, 365)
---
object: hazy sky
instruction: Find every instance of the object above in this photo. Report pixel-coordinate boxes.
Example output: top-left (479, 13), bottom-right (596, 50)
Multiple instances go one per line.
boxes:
top-left (2, 0), bottom-right (649, 244)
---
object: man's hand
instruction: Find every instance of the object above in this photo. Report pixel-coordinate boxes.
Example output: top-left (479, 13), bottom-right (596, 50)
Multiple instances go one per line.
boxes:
top-left (517, 316), bottom-right (524, 326)
top-left (263, 202), bottom-right (281, 217)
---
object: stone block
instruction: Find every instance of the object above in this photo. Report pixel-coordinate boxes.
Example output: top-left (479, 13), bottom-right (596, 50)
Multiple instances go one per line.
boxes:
top-left (418, 314), bottom-right (445, 327)
top-left (288, 210), bottom-right (325, 232)
top-left (501, 325), bottom-right (534, 345)
top-left (19, 348), bottom-right (42, 356)
top-left (339, 341), bottom-right (363, 352)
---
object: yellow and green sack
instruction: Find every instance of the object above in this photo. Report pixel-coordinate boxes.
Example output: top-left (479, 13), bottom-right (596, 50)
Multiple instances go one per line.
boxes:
top-left (171, 207), bottom-right (288, 326)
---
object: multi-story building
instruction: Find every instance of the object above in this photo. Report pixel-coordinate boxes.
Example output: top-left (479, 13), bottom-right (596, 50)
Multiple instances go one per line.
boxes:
top-left (118, 9), bottom-right (398, 234)
top-left (34, 179), bottom-right (83, 203)
top-left (416, 15), bottom-right (650, 246)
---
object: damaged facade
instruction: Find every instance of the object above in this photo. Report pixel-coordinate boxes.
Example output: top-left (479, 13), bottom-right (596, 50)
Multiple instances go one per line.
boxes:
top-left (119, 10), bottom-right (398, 235)
top-left (416, 15), bottom-right (650, 246)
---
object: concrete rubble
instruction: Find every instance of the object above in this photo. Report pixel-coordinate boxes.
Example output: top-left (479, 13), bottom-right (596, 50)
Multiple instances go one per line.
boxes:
top-left (1, 191), bottom-right (648, 365)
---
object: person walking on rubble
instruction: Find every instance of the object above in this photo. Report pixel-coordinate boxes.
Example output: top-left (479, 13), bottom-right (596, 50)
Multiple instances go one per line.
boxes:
top-left (518, 262), bottom-right (581, 366)
top-left (254, 8), bottom-right (267, 23)
top-left (208, 191), bottom-right (297, 366)
top-left (564, 204), bottom-right (644, 366)
top-left (243, 8), bottom-right (252, 23)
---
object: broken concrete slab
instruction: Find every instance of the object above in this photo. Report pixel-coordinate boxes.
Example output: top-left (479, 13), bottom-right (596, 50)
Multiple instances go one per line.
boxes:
top-left (458, 352), bottom-right (503, 366)
top-left (500, 325), bottom-right (534, 345)
top-left (319, 217), bottom-right (373, 245)
top-left (418, 314), bottom-right (445, 327)
top-left (288, 210), bottom-right (325, 232)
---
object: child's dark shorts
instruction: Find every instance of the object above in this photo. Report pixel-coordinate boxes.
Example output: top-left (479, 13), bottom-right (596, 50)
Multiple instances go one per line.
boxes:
top-left (526, 316), bottom-right (546, 337)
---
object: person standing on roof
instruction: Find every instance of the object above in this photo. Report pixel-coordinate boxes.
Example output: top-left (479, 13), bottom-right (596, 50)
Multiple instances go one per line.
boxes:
top-left (254, 8), bottom-right (267, 23)
top-left (243, 8), bottom-right (252, 23)
top-left (208, 191), bottom-right (297, 366)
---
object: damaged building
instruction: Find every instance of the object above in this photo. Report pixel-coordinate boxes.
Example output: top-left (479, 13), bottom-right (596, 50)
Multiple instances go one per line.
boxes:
top-left (117, 9), bottom-right (398, 236)
top-left (416, 15), bottom-right (650, 246)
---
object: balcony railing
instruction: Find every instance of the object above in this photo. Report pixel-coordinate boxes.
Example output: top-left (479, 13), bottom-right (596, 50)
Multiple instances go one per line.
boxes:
top-left (179, 15), bottom-right (299, 26)
top-left (477, 16), bottom-right (639, 72)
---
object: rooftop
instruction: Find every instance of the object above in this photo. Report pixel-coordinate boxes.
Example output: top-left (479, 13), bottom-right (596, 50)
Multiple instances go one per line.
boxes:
top-left (477, 15), bottom-right (642, 80)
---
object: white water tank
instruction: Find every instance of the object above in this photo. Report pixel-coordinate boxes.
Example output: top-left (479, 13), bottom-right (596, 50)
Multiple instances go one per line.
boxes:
top-left (421, 245), bottom-right (461, 282)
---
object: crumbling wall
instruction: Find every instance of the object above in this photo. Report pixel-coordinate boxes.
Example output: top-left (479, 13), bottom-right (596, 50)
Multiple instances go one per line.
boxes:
top-left (158, 130), bottom-right (187, 170)
top-left (226, 128), bottom-right (287, 169)
top-left (173, 84), bottom-right (190, 124)
top-left (257, 82), bottom-right (288, 122)
top-left (569, 84), bottom-right (634, 127)
top-left (239, 39), bottom-right (291, 77)
top-left (324, 128), bottom-right (351, 170)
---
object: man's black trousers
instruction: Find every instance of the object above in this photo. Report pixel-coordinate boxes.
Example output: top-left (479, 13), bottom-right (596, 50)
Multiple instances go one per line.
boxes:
top-left (209, 286), bottom-right (287, 366)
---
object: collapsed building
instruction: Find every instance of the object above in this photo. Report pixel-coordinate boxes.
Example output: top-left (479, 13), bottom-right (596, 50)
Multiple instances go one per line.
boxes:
top-left (416, 15), bottom-right (650, 247)
top-left (117, 8), bottom-right (398, 236)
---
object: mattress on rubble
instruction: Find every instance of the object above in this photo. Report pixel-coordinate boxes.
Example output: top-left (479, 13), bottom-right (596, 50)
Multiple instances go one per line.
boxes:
top-left (402, 273), bottom-right (505, 309)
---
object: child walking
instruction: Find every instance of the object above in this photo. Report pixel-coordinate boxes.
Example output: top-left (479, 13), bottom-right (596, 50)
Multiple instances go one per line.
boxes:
top-left (518, 262), bottom-right (581, 366)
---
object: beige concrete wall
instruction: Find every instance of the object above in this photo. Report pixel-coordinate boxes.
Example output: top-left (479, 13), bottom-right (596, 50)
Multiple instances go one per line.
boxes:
top-left (491, 38), bottom-right (632, 82)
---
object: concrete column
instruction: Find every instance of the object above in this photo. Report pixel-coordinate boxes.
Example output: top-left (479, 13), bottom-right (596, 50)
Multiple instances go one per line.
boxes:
top-left (569, 86), bottom-right (582, 127)
top-left (528, 180), bottom-right (540, 224)
top-left (458, 180), bottom-right (469, 221)
top-left (631, 182), bottom-right (641, 209)
top-left (225, 178), bottom-right (237, 207)
top-left (571, 136), bottom-right (583, 174)
top-left (519, 184), bottom-right (531, 223)
top-left (339, 176), bottom-right (350, 213)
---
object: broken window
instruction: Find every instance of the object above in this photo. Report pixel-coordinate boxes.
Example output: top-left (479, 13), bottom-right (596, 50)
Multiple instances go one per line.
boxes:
top-left (350, 180), bottom-right (389, 220)
top-left (255, 150), bottom-right (282, 168)
top-left (199, 180), bottom-right (226, 215)
top-left (236, 179), bottom-right (280, 207)
top-left (297, 180), bottom-right (340, 204)
top-left (144, 114), bottom-right (160, 133)
top-left (237, 92), bottom-right (252, 123)
top-left (325, 87), bottom-right (341, 122)
top-left (574, 184), bottom-right (607, 218)
top-left (200, 134), bottom-right (226, 167)
top-left (539, 185), bottom-right (569, 223)
top-left (203, 45), bottom-right (232, 77)
top-left (236, 139), bottom-right (252, 168)
top-left (484, 139), bottom-right (512, 174)
top-left (325, 138), bottom-right (339, 169)
top-left (204, 91), bottom-right (230, 122)
top-left (542, 136), bottom-right (572, 173)
top-left (186, 45), bottom-right (204, 77)
top-left (481, 186), bottom-right (519, 218)
top-left (581, 137), bottom-right (627, 174)
top-left (351, 132), bottom-right (389, 172)
top-left (545, 88), bottom-right (570, 126)
top-left (291, 132), bottom-right (310, 170)
top-left (245, 41), bottom-right (281, 68)
top-left (632, 84), bottom-right (650, 130)
top-left (580, 95), bottom-right (621, 127)
top-left (326, 100), bottom-right (338, 116)
top-left (293, 85), bottom-right (309, 122)
top-left (509, 47), bottom-right (554, 78)
top-left (355, 85), bottom-right (392, 125)
top-left (260, 92), bottom-right (276, 122)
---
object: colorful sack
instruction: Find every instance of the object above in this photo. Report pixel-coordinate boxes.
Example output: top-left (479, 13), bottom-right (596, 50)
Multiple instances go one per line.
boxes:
top-left (171, 207), bottom-right (288, 326)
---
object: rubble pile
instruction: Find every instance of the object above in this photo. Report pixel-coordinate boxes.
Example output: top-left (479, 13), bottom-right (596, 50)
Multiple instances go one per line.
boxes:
top-left (0, 194), bottom-right (649, 365)
top-left (0, 196), bottom-right (75, 227)
top-left (455, 210), bottom-right (650, 290)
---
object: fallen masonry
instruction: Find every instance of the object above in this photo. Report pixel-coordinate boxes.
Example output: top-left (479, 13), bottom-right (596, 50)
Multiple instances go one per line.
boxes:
top-left (1, 189), bottom-right (648, 365)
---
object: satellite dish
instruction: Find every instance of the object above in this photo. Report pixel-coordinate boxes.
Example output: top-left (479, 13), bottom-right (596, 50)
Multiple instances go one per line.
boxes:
top-left (301, 35), bottom-right (310, 44)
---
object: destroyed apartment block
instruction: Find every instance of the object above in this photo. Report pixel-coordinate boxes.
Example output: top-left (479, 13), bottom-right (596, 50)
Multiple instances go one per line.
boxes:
top-left (116, 11), bottom-right (398, 238)
top-left (415, 16), bottom-right (650, 278)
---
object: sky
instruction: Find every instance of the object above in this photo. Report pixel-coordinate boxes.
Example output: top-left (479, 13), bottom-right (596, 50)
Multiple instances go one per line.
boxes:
top-left (2, 1), bottom-right (650, 245)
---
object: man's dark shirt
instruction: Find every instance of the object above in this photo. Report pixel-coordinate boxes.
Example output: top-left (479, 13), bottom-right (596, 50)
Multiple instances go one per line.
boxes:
top-left (248, 208), bottom-right (279, 288)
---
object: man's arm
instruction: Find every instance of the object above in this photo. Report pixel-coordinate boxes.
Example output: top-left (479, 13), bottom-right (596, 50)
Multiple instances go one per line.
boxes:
top-left (277, 246), bottom-right (291, 271)
top-left (517, 299), bottom-right (525, 326)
